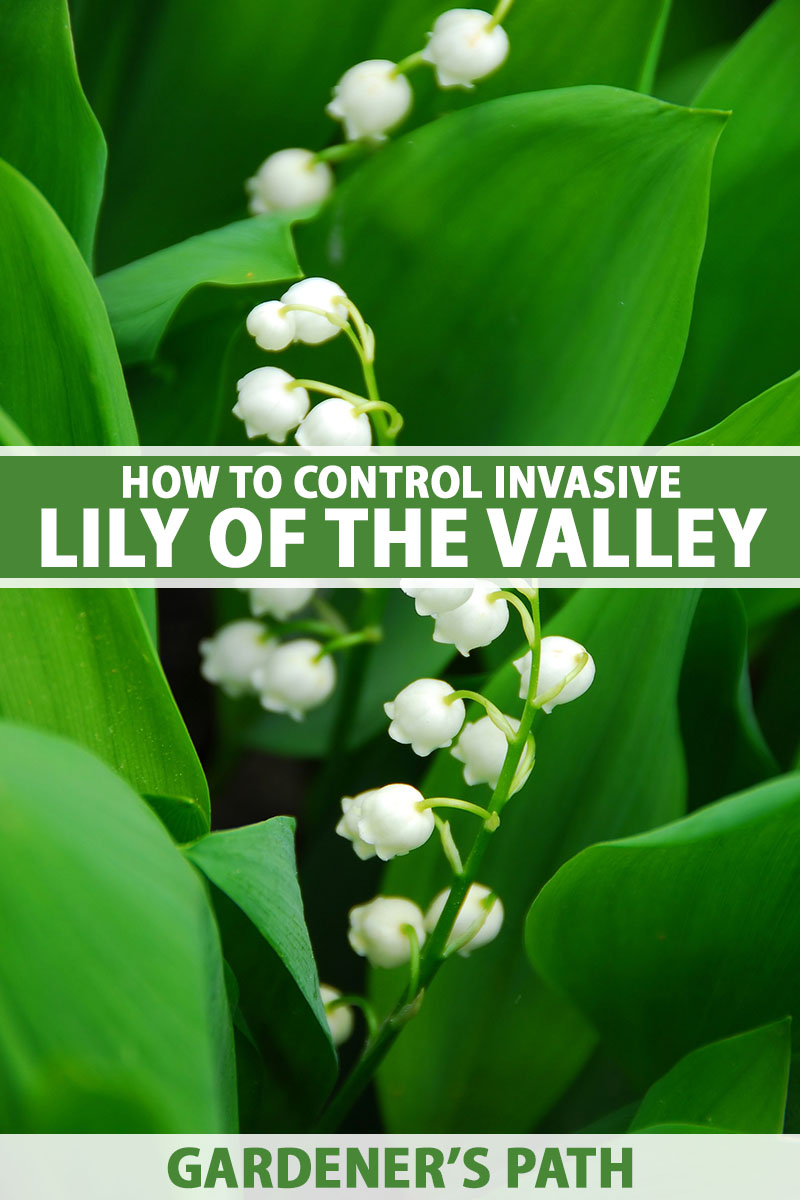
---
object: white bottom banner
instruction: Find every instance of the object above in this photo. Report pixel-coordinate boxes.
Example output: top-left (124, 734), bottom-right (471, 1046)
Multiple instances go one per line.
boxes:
top-left (0, 1135), bottom-right (798, 1199)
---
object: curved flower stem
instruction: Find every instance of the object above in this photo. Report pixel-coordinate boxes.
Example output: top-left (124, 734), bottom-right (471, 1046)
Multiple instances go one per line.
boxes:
top-left (403, 925), bottom-right (422, 1003)
top-left (326, 994), bottom-right (380, 1041)
top-left (315, 141), bottom-right (372, 165)
top-left (392, 50), bottom-right (428, 76)
top-left (446, 688), bottom-right (516, 738)
top-left (488, 0), bottom-right (515, 28)
top-left (491, 589), bottom-right (537, 648)
top-left (315, 594), bottom-right (542, 1133)
top-left (433, 813), bottom-right (464, 876)
top-left (533, 653), bottom-right (590, 711)
top-left (291, 379), bottom-right (370, 405)
top-left (352, 399), bottom-right (404, 439)
top-left (442, 892), bottom-right (500, 959)
top-left (315, 626), bottom-right (383, 659)
top-left (420, 797), bottom-right (499, 830)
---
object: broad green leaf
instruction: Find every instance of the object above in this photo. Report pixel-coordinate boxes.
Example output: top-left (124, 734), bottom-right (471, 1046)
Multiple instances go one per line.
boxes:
top-left (0, 0), bottom-right (105, 260)
top-left (657, 0), bottom-right (800, 441)
top-left (0, 159), bottom-right (136, 445)
top-left (134, 586), bottom-right (159, 647)
top-left (675, 369), bottom-right (800, 446)
top-left (0, 721), bottom-right (234, 1131)
top-left (0, 405), bottom-right (31, 447)
top-left (526, 771), bottom-right (800, 1086)
top-left (98, 214), bottom-right (301, 364)
top-left (629, 1021), bottom-right (791, 1134)
top-left (679, 590), bottom-right (775, 809)
top-left (294, 88), bottom-right (725, 445)
top-left (71, 0), bottom-right (671, 271)
top-left (657, 0), bottom-right (765, 77)
top-left (0, 589), bottom-right (209, 839)
top-left (374, 589), bottom-right (698, 1132)
top-left (741, 589), bottom-right (800, 631)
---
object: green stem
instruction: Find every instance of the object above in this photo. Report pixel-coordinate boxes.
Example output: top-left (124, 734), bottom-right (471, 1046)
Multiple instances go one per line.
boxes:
top-left (326, 994), bottom-right (379, 1041)
top-left (315, 594), bottom-right (542, 1132)
top-left (291, 379), bottom-right (370, 405)
top-left (403, 925), bottom-right (421, 1003)
top-left (392, 50), bottom-right (428, 76)
top-left (492, 589), bottom-right (537, 647)
top-left (443, 892), bottom-right (500, 959)
top-left (433, 813), bottom-right (464, 876)
top-left (488, 0), bottom-right (515, 28)
top-left (447, 689), bottom-right (515, 738)
top-left (315, 141), bottom-right (371, 165)
top-left (316, 626), bottom-right (382, 659)
top-left (352, 399), bottom-right (404, 439)
top-left (421, 796), bottom-right (499, 829)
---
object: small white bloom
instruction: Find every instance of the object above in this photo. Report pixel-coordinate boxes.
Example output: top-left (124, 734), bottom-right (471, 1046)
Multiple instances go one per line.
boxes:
top-left (280, 277), bottom-right (348, 344)
top-left (336, 790), bottom-right (380, 860)
top-left (422, 9), bottom-right (510, 89)
top-left (245, 148), bottom-right (334, 215)
top-left (348, 895), bottom-right (426, 969)
top-left (384, 678), bottom-right (465, 756)
top-left (295, 398), bottom-right (372, 447)
top-left (432, 580), bottom-right (509, 656)
top-left (400, 583), bottom-right (474, 616)
top-left (337, 784), bottom-right (434, 860)
top-left (232, 367), bottom-right (309, 442)
top-left (252, 638), bottom-right (336, 720)
top-left (245, 301), bottom-right (297, 352)
top-left (246, 586), bottom-right (315, 620)
top-left (514, 635), bottom-right (596, 712)
top-left (199, 620), bottom-right (274, 697)
top-left (451, 714), bottom-right (518, 789)
top-left (327, 59), bottom-right (413, 142)
top-left (424, 883), bottom-right (504, 956)
top-left (320, 984), bottom-right (354, 1046)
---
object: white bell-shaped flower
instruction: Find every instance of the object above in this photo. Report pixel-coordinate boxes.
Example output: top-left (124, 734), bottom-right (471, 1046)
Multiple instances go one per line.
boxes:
top-left (252, 638), bottom-right (336, 720)
top-left (400, 583), bottom-right (474, 616)
top-left (432, 579), bottom-right (508, 656)
top-left (233, 367), bottom-right (309, 442)
top-left (422, 9), bottom-right (510, 89)
top-left (199, 620), bottom-right (274, 697)
top-left (424, 883), bottom-right (504, 956)
top-left (337, 784), bottom-right (434, 860)
top-left (384, 678), bottom-right (465, 756)
top-left (245, 300), bottom-right (297, 352)
top-left (246, 586), bottom-right (315, 620)
top-left (295, 398), bottom-right (373, 447)
top-left (245, 148), bottom-right (334, 214)
top-left (336, 790), bottom-right (380, 860)
top-left (514, 635), bottom-right (595, 712)
top-left (280, 277), bottom-right (348, 344)
top-left (348, 895), bottom-right (426, 968)
top-left (451, 714), bottom-right (518, 789)
top-left (327, 60), bottom-right (413, 142)
top-left (320, 984), bottom-right (354, 1047)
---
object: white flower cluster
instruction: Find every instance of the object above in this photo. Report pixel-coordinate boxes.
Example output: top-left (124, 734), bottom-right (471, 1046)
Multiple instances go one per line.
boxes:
top-left (199, 586), bottom-right (337, 720)
top-left (347, 884), bottom-right (502, 969)
top-left (233, 277), bottom-right (382, 447)
top-left (246, 6), bottom-right (513, 215)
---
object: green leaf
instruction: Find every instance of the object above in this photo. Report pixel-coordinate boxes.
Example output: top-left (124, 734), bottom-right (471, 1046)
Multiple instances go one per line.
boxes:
top-left (294, 88), bottom-right (725, 444)
top-left (526, 771), bottom-right (800, 1087)
top-left (629, 1021), bottom-right (791, 1134)
top-left (675, 368), bottom-right (800, 446)
top-left (374, 589), bottom-right (698, 1132)
top-left (98, 214), bottom-right (302, 365)
top-left (0, 158), bottom-right (136, 445)
top-left (679, 589), bottom-right (776, 809)
top-left (0, 721), bottom-right (234, 1131)
top-left (0, 0), bottom-right (105, 261)
top-left (657, 0), bottom-right (800, 440)
top-left (187, 820), bottom-right (337, 1129)
top-left (0, 589), bottom-right (209, 839)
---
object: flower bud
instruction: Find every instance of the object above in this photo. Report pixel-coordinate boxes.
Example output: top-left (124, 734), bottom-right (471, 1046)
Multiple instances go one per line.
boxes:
top-left (422, 9), bottom-right (510, 89)
top-left (424, 883), bottom-right (504, 956)
top-left (232, 367), bottom-right (309, 442)
top-left (400, 583), bottom-right (474, 616)
top-left (451, 714), bottom-right (518, 789)
top-left (384, 678), bottom-right (465, 756)
top-left (280, 277), bottom-right (349, 344)
top-left (348, 895), bottom-right (426, 968)
top-left (199, 620), bottom-right (274, 697)
top-left (514, 635), bottom-right (596, 712)
top-left (327, 60), bottom-right (413, 142)
top-left (320, 984), bottom-right (354, 1046)
top-left (245, 301), bottom-right (297, 352)
top-left (432, 580), bottom-right (508, 656)
top-left (246, 586), bottom-right (315, 620)
top-left (245, 148), bottom-right (334, 214)
top-left (295, 398), bottom-right (373, 447)
top-left (252, 638), bottom-right (336, 720)
top-left (337, 784), bottom-right (434, 860)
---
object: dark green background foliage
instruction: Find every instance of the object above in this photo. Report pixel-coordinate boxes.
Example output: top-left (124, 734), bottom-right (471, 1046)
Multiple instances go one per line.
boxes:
top-left (0, 0), bottom-right (798, 1136)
